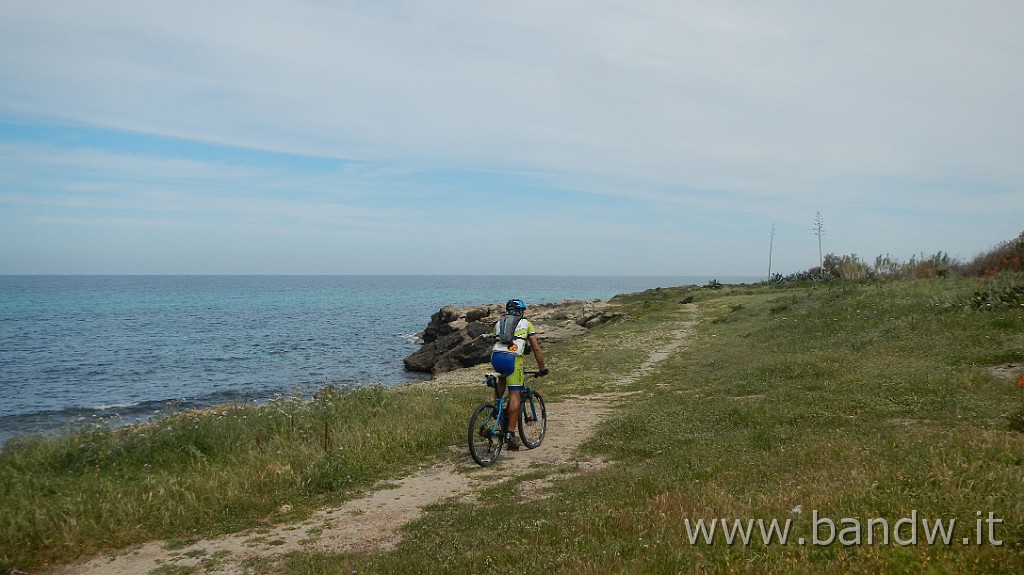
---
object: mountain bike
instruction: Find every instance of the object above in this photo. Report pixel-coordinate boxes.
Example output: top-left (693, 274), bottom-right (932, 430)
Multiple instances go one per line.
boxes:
top-left (468, 370), bottom-right (548, 467)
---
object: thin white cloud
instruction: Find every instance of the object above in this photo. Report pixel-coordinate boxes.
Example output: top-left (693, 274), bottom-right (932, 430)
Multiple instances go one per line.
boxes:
top-left (0, 142), bottom-right (422, 229)
top-left (4, 2), bottom-right (1020, 181)
top-left (1, 1), bottom-right (1022, 274)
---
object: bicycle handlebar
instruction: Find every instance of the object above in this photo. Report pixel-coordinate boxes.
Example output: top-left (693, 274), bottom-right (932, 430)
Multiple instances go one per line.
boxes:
top-left (524, 369), bottom-right (549, 378)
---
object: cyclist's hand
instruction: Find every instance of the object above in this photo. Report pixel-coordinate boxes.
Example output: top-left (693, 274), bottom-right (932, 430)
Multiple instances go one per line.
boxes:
top-left (534, 368), bottom-right (549, 378)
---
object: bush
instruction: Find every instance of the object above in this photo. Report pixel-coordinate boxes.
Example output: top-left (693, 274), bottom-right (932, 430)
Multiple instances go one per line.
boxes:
top-left (962, 230), bottom-right (1024, 277)
top-left (969, 273), bottom-right (1024, 310)
top-left (781, 251), bottom-right (962, 283)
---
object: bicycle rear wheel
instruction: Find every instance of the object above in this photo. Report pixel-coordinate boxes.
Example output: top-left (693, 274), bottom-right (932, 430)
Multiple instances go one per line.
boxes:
top-left (468, 402), bottom-right (503, 466)
top-left (518, 390), bottom-right (546, 449)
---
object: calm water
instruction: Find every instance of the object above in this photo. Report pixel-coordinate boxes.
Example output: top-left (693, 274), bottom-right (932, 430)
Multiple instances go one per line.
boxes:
top-left (0, 275), bottom-right (748, 444)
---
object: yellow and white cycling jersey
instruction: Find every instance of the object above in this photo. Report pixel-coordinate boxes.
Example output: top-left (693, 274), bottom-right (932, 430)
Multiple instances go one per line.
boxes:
top-left (492, 317), bottom-right (535, 356)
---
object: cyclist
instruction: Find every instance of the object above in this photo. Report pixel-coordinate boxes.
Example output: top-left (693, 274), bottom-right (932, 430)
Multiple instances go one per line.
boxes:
top-left (490, 299), bottom-right (548, 450)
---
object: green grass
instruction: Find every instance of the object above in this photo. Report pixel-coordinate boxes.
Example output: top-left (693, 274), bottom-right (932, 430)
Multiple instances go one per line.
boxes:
top-left (0, 384), bottom-right (479, 571)
top-left (3, 277), bottom-right (1024, 573)
top-left (295, 278), bottom-right (1022, 574)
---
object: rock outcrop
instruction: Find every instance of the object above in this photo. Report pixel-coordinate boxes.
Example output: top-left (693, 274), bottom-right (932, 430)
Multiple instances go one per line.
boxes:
top-left (403, 300), bottom-right (623, 375)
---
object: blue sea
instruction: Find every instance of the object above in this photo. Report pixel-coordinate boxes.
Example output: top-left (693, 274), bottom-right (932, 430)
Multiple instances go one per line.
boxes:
top-left (0, 275), bottom-right (750, 445)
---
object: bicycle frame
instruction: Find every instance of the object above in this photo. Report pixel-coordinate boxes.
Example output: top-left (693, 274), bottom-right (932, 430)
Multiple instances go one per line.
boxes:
top-left (488, 373), bottom-right (541, 429)
top-left (485, 373), bottom-right (513, 436)
top-left (469, 372), bottom-right (547, 466)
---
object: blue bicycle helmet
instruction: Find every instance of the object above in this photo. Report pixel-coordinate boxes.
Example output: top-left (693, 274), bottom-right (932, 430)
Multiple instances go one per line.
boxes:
top-left (506, 299), bottom-right (526, 314)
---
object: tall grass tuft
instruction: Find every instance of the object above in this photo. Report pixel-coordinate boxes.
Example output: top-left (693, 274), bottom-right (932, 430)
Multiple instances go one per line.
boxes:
top-left (0, 384), bottom-right (477, 571)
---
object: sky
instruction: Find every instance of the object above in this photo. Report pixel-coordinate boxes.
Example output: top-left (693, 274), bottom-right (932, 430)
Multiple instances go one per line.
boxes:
top-left (1, 1), bottom-right (1022, 277)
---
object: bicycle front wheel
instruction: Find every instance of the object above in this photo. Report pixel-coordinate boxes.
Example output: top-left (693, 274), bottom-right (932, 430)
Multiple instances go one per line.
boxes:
top-left (468, 402), bottom-right (503, 466)
top-left (518, 390), bottom-right (547, 449)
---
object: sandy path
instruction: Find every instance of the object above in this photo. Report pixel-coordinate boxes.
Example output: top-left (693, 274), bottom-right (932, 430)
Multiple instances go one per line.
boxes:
top-left (51, 321), bottom-right (694, 575)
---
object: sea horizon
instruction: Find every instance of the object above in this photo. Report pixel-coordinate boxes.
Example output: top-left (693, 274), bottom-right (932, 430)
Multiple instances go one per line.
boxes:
top-left (0, 274), bottom-right (758, 445)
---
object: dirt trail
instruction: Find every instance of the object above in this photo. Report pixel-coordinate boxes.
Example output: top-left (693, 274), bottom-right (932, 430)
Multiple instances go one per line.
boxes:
top-left (52, 320), bottom-right (696, 575)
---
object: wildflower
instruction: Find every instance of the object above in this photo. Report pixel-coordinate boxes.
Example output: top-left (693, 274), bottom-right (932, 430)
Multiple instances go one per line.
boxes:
top-left (1018, 375), bottom-right (1024, 388)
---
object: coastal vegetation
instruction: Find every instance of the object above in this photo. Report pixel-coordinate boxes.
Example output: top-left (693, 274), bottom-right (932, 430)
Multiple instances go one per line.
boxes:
top-left (2, 233), bottom-right (1023, 573)
top-left (771, 229), bottom-right (1024, 283)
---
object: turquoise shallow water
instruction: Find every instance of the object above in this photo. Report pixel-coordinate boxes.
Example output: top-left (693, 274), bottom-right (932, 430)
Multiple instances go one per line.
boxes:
top-left (0, 275), bottom-right (750, 444)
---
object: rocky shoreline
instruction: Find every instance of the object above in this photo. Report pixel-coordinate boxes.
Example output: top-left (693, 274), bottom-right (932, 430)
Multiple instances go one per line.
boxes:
top-left (403, 300), bottom-right (622, 376)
